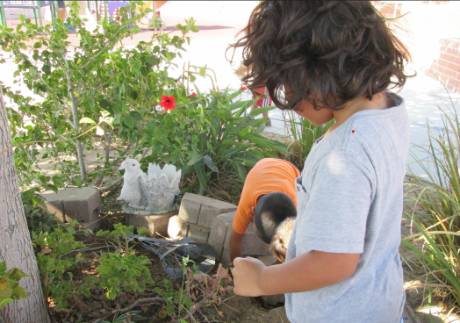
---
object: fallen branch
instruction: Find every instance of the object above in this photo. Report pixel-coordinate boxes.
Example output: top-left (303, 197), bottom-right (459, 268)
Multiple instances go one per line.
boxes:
top-left (62, 243), bottom-right (115, 257)
top-left (112, 296), bottom-right (163, 315)
top-left (92, 296), bottom-right (163, 323)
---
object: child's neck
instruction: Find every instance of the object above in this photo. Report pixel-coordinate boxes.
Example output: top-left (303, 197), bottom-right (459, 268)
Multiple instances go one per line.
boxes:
top-left (330, 92), bottom-right (388, 131)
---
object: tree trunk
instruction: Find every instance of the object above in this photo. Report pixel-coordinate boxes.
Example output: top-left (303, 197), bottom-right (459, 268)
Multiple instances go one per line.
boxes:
top-left (0, 91), bottom-right (50, 323)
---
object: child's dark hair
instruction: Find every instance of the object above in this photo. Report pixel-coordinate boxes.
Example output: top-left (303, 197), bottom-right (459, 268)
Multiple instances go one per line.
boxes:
top-left (254, 192), bottom-right (296, 244)
top-left (230, 1), bottom-right (410, 110)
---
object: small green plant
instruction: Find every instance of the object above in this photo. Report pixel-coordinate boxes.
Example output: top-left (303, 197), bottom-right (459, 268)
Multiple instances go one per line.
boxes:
top-left (33, 224), bottom-right (86, 309)
top-left (154, 278), bottom-right (191, 321)
top-left (22, 188), bottom-right (59, 233)
top-left (403, 103), bottom-right (460, 309)
top-left (153, 257), bottom-right (197, 321)
top-left (0, 261), bottom-right (27, 309)
top-left (284, 110), bottom-right (331, 169)
top-left (96, 251), bottom-right (153, 300)
top-left (96, 223), bottom-right (134, 251)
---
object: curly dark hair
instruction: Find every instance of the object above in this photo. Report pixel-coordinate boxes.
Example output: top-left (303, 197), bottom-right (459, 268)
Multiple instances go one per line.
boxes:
top-left (230, 1), bottom-right (410, 110)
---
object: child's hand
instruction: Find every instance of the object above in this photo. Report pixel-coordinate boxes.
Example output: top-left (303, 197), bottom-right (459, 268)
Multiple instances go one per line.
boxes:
top-left (231, 257), bottom-right (266, 297)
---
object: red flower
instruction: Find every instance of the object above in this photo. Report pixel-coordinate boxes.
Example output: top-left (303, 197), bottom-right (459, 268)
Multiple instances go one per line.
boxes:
top-left (160, 95), bottom-right (176, 111)
top-left (190, 92), bottom-right (197, 97)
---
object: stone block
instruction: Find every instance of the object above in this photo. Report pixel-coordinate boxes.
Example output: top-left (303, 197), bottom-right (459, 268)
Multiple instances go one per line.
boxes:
top-left (208, 212), bottom-right (234, 261)
top-left (187, 223), bottom-right (210, 243)
top-left (178, 197), bottom-right (201, 224)
top-left (197, 198), bottom-right (236, 228)
top-left (215, 212), bottom-right (271, 267)
top-left (126, 212), bottom-right (174, 237)
top-left (178, 193), bottom-right (236, 228)
top-left (167, 215), bottom-right (186, 239)
top-left (41, 187), bottom-right (101, 229)
top-left (42, 198), bottom-right (66, 223)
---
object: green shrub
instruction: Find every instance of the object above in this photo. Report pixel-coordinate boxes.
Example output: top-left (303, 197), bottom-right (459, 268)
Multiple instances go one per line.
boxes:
top-left (140, 90), bottom-right (287, 195)
top-left (0, 1), bottom-right (198, 189)
top-left (153, 257), bottom-right (195, 321)
top-left (22, 189), bottom-right (59, 233)
top-left (96, 223), bottom-right (134, 251)
top-left (33, 224), bottom-right (86, 309)
top-left (97, 252), bottom-right (153, 300)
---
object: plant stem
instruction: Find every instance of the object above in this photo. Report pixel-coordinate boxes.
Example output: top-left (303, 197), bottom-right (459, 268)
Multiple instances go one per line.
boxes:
top-left (64, 61), bottom-right (87, 182)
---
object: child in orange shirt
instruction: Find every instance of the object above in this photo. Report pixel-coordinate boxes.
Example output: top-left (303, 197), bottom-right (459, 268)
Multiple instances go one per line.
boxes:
top-left (230, 158), bottom-right (300, 262)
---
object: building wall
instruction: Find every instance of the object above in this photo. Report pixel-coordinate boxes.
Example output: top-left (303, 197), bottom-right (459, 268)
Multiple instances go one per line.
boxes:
top-left (374, 1), bottom-right (460, 92)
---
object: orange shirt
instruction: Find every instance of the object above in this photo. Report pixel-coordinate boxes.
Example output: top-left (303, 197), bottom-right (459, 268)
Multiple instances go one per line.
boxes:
top-left (232, 158), bottom-right (301, 234)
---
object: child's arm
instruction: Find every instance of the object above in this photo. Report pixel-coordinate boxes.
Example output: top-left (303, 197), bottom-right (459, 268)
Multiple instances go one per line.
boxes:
top-left (230, 230), bottom-right (244, 261)
top-left (229, 189), bottom-right (252, 261)
top-left (232, 251), bottom-right (360, 297)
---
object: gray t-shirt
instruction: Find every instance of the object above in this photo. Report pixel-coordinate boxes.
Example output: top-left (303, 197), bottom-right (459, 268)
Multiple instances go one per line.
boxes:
top-left (286, 93), bottom-right (408, 323)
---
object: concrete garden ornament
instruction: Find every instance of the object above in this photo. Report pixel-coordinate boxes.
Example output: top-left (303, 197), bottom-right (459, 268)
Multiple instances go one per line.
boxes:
top-left (118, 158), bottom-right (181, 213)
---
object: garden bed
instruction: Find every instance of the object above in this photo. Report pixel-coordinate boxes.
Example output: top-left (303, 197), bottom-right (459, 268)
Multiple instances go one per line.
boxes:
top-left (25, 175), bottom-right (454, 323)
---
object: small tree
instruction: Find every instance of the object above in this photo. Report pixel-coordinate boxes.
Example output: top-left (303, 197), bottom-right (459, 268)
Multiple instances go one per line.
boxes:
top-left (0, 90), bottom-right (50, 322)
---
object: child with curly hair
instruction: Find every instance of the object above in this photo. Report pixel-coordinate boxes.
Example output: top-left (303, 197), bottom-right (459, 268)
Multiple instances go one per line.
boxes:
top-left (230, 1), bottom-right (410, 322)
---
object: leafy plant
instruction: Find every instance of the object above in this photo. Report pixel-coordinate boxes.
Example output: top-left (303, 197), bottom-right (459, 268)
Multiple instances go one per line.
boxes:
top-left (153, 257), bottom-right (195, 321)
top-left (0, 261), bottom-right (27, 309)
top-left (140, 90), bottom-right (287, 195)
top-left (96, 223), bottom-right (134, 251)
top-left (0, 1), bottom-right (198, 189)
top-left (96, 251), bottom-right (153, 300)
top-left (22, 188), bottom-right (59, 233)
top-left (402, 104), bottom-right (460, 308)
top-left (33, 224), bottom-right (86, 309)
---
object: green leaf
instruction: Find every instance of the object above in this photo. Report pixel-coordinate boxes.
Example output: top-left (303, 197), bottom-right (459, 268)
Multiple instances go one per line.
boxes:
top-left (0, 287), bottom-right (12, 299)
top-left (203, 155), bottom-right (218, 173)
top-left (187, 152), bottom-right (203, 167)
top-left (9, 268), bottom-right (26, 281)
top-left (0, 262), bottom-right (6, 276)
top-left (198, 66), bottom-right (207, 77)
top-left (12, 286), bottom-right (27, 299)
top-left (79, 117), bottom-right (96, 125)
top-left (0, 298), bottom-right (13, 309)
